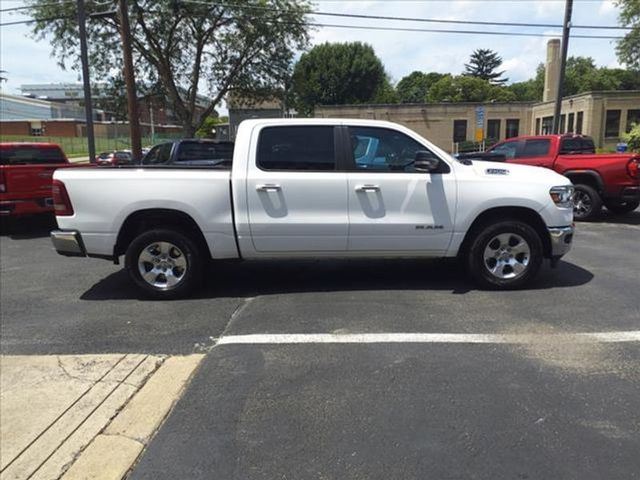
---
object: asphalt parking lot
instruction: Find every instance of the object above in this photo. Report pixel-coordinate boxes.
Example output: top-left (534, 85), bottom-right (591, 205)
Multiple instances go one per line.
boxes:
top-left (1, 211), bottom-right (639, 479)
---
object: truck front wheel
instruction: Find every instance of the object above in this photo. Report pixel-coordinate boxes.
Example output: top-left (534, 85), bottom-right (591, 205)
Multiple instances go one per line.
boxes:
top-left (125, 229), bottom-right (204, 299)
top-left (467, 220), bottom-right (543, 290)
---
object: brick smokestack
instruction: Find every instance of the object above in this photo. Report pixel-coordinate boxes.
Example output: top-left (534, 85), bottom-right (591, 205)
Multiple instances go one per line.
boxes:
top-left (543, 39), bottom-right (561, 103)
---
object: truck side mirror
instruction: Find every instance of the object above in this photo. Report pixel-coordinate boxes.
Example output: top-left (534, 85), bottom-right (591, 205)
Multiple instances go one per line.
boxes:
top-left (414, 151), bottom-right (440, 172)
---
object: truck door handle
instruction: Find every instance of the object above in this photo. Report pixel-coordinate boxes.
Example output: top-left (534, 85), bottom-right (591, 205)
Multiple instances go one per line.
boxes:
top-left (355, 184), bottom-right (380, 193)
top-left (256, 184), bottom-right (281, 192)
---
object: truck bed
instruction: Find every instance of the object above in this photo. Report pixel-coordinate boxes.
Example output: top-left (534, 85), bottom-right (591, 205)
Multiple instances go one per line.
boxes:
top-left (55, 167), bottom-right (238, 259)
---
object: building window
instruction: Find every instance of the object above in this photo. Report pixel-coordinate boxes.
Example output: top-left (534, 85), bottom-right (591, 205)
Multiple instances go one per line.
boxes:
top-left (560, 114), bottom-right (566, 134)
top-left (30, 127), bottom-right (43, 136)
top-left (487, 119), bottom-right (501, 142)
top-left (626, 109), bottom-right (640, 132)
top-left (568, 113), bottom-right (575, 133)
top-left (505, 119), bottom-right (519, 138)
top-left (453, 120), bottom-right (467, 143)
top-left (605, 110), bottom-right (621, 138)
top-left (535, 118), bottom-right (541, 135)
top-left (576, 111), bottom-right (584, 134)
top-left (542, 116), bottom-right (553, 134)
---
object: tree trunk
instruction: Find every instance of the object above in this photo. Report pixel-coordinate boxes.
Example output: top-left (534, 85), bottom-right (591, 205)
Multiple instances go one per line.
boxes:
top-left (182, 123), bottom-right (197, 138)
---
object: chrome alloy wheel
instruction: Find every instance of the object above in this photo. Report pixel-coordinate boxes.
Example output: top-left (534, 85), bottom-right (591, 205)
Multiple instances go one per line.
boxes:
top-left (483, 233), bottom-right (531, 280)
top-left (137, 241), bottom-right (187, 290)
top-left (572, 190), bottom-right (592, 218)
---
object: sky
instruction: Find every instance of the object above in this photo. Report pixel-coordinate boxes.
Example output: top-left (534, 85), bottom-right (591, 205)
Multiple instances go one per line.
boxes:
top-left (0, 0), bottom-right (626, 103)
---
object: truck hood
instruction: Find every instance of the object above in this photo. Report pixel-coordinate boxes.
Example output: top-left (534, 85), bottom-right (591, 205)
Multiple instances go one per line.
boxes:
top-left (470, 160), bottom-right (570, 186)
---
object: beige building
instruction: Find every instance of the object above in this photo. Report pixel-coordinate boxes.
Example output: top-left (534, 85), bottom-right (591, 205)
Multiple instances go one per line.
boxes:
top-left (316, 39), bottom-right (640, 152)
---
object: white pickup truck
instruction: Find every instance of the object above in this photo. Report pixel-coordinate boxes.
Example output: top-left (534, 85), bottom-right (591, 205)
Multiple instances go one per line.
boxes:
top-left (51, 119), bottom-right (575, 298)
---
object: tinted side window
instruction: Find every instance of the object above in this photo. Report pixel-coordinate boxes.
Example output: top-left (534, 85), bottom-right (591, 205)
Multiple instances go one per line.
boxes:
top-left (175, 142), bottom-right (233, 165)
top-left (348, 126), bottom-right (438, 173)
top-left (257, 126), bottom-right (335, 171)
top-left (142, 143), bottom-right (172, 165)
top-left (521, 139), bottom-right (550, 158)
top-left (490, 141), bottom-right (518, 160)
top-left (560, 137), bottom-right (596, 154)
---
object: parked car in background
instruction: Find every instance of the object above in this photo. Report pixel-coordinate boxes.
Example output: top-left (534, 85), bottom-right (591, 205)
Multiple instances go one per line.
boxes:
top-left (486, 134), bottom-right (640, 220)
top-left (51, 119), bottom-right (574, 298)
top-left (95, 150), bottom-right (133, 166)
top-left (0, 142), bottom-right (86, 217)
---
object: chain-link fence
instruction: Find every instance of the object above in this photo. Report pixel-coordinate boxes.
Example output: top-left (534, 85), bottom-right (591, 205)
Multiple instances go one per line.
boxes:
top-left (0, 134), bottom-right (182, 156)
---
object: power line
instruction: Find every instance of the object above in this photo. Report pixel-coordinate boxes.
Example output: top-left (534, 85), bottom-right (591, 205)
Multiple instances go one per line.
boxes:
top-left (303, 21), bottom-right (623, 39)
top-left (0, 2), bottom-right (74, 13)
top-left (180, 0), bottom-right (629, 31)
top-left (0, 15), bottom-right (74, 27)
top-left (0, 2), bottom-right (625, 39)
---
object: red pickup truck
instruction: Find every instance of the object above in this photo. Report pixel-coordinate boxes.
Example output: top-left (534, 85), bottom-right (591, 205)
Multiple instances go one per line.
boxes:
top-left (0, 143), bottom-right (84, 217)
top-left (487, 135), bottom-right (640, 220)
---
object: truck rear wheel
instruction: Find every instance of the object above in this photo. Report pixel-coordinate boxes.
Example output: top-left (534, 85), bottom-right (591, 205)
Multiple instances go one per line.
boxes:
top-left (467, 220), bottom-right (543, 290)
top-left (572, 184), bottom-right (602, 221)
top-left (125, 229), bottom-right (204, 299)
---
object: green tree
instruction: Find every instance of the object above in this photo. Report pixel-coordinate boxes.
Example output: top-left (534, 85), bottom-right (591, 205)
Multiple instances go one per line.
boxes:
top-left (616, 0), bottom-right (640, 69)
top-left (534, 56), bottom-right (640, 97)
top-left (464, 49), bottom-right (508, 85)
top-left (623, 123), bottom-right (640, 152)
top-left (291, 42), bottom-right (387, 115)
top-left (396, 71), bottom-right (445, 103)
top-left (196, 114), bottom-right (228, 138)
top-left (25, 0), bottom-right (310, 136)
top-left (427, 75), bottom-right (514, 102)
top-left (372, 77), bottom-right (400, 104)
top-left (507, 63), bottom-right (545, 101)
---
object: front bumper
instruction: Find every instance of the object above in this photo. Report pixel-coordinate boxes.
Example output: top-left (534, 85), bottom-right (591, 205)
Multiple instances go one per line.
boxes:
top-left (51, 230), bottom-right (87, 257)
top-left (548, 225), bottom-right (574, 258)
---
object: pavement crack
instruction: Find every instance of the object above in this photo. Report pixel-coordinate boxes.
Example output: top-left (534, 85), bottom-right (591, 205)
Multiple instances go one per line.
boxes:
top-left (195, 297), bottom-right (255, 352)
top-left (56, 356), bottom-right (93, 384)
top-left (100, 432), bottom-right (146, 446)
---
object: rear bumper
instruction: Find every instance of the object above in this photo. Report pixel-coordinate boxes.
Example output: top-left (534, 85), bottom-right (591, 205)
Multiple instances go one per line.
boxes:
top-left (620, 186), bottom-right (640, 201)
top-left (0, 197), bottom-right (54, 216)
top-left (548, 225), bottom-right (574, 258)
top-left (604, 185), bottom-right (640, 202)
top-left (51, 229), bottom-right (87, 257)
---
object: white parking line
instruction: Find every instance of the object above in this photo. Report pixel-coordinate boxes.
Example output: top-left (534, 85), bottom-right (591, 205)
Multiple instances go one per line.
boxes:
top-left (216, 331), bottom-right (640, 345)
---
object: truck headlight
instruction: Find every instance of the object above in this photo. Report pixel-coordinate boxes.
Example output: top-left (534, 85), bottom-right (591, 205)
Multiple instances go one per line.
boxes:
top-left (550, 185), bottom-right (574, 208)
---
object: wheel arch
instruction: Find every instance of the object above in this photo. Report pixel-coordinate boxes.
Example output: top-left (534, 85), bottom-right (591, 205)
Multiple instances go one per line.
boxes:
top-left (562, 169), bottom-right (604, 192)
top-left (458, 206), bottom-right (552, 260)
top-left (114, 208), bottom-right (210, 259)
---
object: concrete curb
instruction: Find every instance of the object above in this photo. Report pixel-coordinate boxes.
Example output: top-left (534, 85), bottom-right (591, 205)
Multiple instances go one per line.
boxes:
top-left (60, 355), bottom-right (204, 480)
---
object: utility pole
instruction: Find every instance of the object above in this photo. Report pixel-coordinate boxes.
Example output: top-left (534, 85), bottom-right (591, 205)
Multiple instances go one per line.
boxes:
top-left (149, 104), bottom-right (155, 144)
top-left (117, 0), bottom-right (142, 161)
top-left (76, 0), bottom-right (96, 162)
top-left (553, 0), bottom-right (573, 134)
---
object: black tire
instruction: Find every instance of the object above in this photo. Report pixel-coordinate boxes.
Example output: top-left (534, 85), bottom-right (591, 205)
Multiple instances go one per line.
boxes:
top-left (604, 199), bottom-right (640, 215)
top-left (125, 228), bottom-right (204, 299)
top-left (572, 184), bottom-right (602, 221)
top-left (467, 220), bottom-right (543, 290)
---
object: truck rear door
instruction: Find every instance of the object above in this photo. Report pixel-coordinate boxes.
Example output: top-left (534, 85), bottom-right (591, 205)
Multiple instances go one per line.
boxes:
top-left (245, 125), bottom-right (348, 252)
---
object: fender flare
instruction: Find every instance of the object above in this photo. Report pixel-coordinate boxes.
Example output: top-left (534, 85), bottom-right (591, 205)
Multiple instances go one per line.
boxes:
top-left (561, 169), bottom-right (604, 191)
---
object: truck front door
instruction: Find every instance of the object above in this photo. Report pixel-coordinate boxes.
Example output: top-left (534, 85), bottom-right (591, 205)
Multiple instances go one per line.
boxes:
top-left (246, 125), bottom-right (348, 252)
top-left (344, 126), bottom-right (456, 253)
